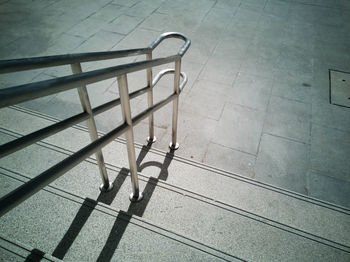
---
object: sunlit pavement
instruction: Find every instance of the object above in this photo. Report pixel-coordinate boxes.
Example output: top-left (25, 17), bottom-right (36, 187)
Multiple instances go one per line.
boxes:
top-left (1, 0), bottom-right (349, 206)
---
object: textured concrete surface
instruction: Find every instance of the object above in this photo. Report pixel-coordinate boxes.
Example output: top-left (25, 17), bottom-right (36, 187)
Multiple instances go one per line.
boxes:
top-left (1, 1), bottom-right (350, 257)
top-left (1, 0), bottom-right (350, 203)
top-left (0, 110), bottom-right (349, 261)
top-left (1, 173), bottom-right (233, 262)
top-left (0, 237), bottom-right (62, 262)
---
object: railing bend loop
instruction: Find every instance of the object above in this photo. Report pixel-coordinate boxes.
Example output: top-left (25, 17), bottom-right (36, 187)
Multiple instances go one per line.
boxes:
top-left (148, 32), bottom-right (191, 57)
top-left (153, 69), bottom-right (188, 92)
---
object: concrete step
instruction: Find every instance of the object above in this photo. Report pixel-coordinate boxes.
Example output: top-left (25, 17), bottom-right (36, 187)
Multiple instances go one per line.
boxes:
top-left (0, 106), bottom-right (350, 261)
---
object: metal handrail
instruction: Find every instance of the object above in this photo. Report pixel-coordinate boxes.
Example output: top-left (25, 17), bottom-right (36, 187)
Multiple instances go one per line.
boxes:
top-left (0, 32), bottom-right (190, 74)
top-left (0, 56), bottom-right (178, 109)
top-left (0, 48), bottom-right (150, 74)
top-left (149, 32), bottom-right (191, 57)
top-left (0, 32), bottom-right (190, 217)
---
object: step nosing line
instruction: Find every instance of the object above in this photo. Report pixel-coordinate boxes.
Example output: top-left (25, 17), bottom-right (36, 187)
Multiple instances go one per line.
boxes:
top-left (1, 166), bottom-right (349, 253)
top-left (0, 236), bottom-right (60, 262)
top-left (0, 236), bottom-right (31, 254)
top-left (0, 246), bottom-right (27, 260)
top-left (0, 168), bottom-right (244, 262)
top-left (1, 119), bottom-right (349, 214)
top-left (8, 106), bottom-right (350, 212)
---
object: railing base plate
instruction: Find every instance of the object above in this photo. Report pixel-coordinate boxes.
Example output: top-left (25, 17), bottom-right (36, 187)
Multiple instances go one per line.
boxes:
top-left (129, 192), bottom-right (144, 202)
top-left (99, 182), bottom-right (114, 192)
top-left (169, 142), bottom-right (179, 150)
top-left (146, 136), bottom-right (157, 143)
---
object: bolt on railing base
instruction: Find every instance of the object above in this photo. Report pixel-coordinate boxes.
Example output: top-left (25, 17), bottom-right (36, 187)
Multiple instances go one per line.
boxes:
top-left (146, 136), bottom-right (157, 143)
top-left (129, 192), bottom-right (144, 202)
top-left (169, 142), bottom-right (179, 150)
top-left (99, 182), bottom-right (114, 192)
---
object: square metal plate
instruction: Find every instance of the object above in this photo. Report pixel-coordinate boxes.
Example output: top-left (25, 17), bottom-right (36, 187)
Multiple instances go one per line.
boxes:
top-left (329, 69), bottom-right (350, 108)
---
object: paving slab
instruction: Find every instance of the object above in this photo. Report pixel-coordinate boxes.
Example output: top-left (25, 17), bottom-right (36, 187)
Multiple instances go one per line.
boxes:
top-left (310, 124), bottom-right (350, 181)
top-left (124, 1), bottom-right (158, 18)
top-left (103, 15), bottom-right (144, 36)
top-left (255, 134), bottom-right (309, 194)
top-left (45, 33), bottom-right (86, 54)
top-left (263, 0), bottom-right (290, 18)
top-left (66, 17), bottom-right (109, 39)
top-left (214, 0), bottom-right (241, 9)
top-left (203, 142), bottom-right (256, 178)
top-left (90, 3), bottom-right (128, 22)
top-left (229, 72), bottom-right (272, 111)
top-left (214, 103), bottom-right (265, 155)
top-left (264, 96), bottom-right (311, 143)
top-left (274, 67), bottom-right (314, 90)
top-left (312, 99), bottom-right (350, 132)
top-left (309, 170), bottom-right (350, 209)
top-left (240, 0), bottom-right (267, 12)
top-left (139, 12), bottom-right (171, 32)
top-left (73, 30), bottom-right (125, 53)
top-left (275, 45), bottom-right (314, 75)
top-left (181, 80), bottom-right (227, 120)
top-left (240, 54), bottom-right (276, 80)
top-left (272, 75), bottom-right (312, 103)
top-left (112, 0), bottom-right (140, 8)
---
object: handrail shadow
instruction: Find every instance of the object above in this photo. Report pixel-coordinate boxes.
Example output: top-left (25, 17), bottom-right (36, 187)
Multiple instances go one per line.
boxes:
top-left (97, 145), bottom-right (174, 261)
top-left (52, 143), bottom-right (174, 261)
top-left (52, 167), bottom-right (129, 259)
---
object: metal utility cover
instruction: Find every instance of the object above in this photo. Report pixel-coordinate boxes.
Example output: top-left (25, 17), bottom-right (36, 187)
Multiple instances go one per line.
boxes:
top-left (329, 69), bottom-right (350, 108)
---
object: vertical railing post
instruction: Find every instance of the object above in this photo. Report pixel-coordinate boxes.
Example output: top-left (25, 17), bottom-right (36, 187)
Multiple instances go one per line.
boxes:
top-left (117, 74), bottom-right (143, 202)
top-left (146, 52), bottom-right (156, 143)
top-left (169, 58), bottom-right (181, 150)
top-left (71, 63), bottom-right (113, 192)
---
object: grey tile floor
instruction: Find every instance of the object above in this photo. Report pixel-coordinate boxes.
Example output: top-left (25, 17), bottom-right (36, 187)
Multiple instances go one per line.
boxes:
top-left (0, 0), bottom-right (349, 207)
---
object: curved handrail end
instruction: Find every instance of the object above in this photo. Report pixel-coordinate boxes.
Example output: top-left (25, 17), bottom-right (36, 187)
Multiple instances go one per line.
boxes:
top-left (152, 69), bottom-right (188, 92)
top-left (149, 32), bottom-right (191, 57)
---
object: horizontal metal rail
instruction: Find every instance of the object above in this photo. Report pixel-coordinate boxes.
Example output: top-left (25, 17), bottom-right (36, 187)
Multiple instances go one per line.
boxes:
top-left (0, 32), bottom-right (191, 74)
top-left (0, 111), bottom-right (89, 158)
top-left (0, 85), bottom-right (150, 158)
top-left (0, 55), bottom-right (179, 109)
top-left (0, 48), bottom-right (150, 74)
top-left (0, 71), bottom-right (186, 158)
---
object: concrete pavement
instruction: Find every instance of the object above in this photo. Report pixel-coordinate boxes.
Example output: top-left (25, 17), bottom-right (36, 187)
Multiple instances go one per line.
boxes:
top-left (0, 0), bottom-right (349, 207)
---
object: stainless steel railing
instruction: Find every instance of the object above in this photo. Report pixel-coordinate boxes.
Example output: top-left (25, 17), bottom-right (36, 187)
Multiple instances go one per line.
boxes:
top-left (0, 32), bottom-right (190, 216)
